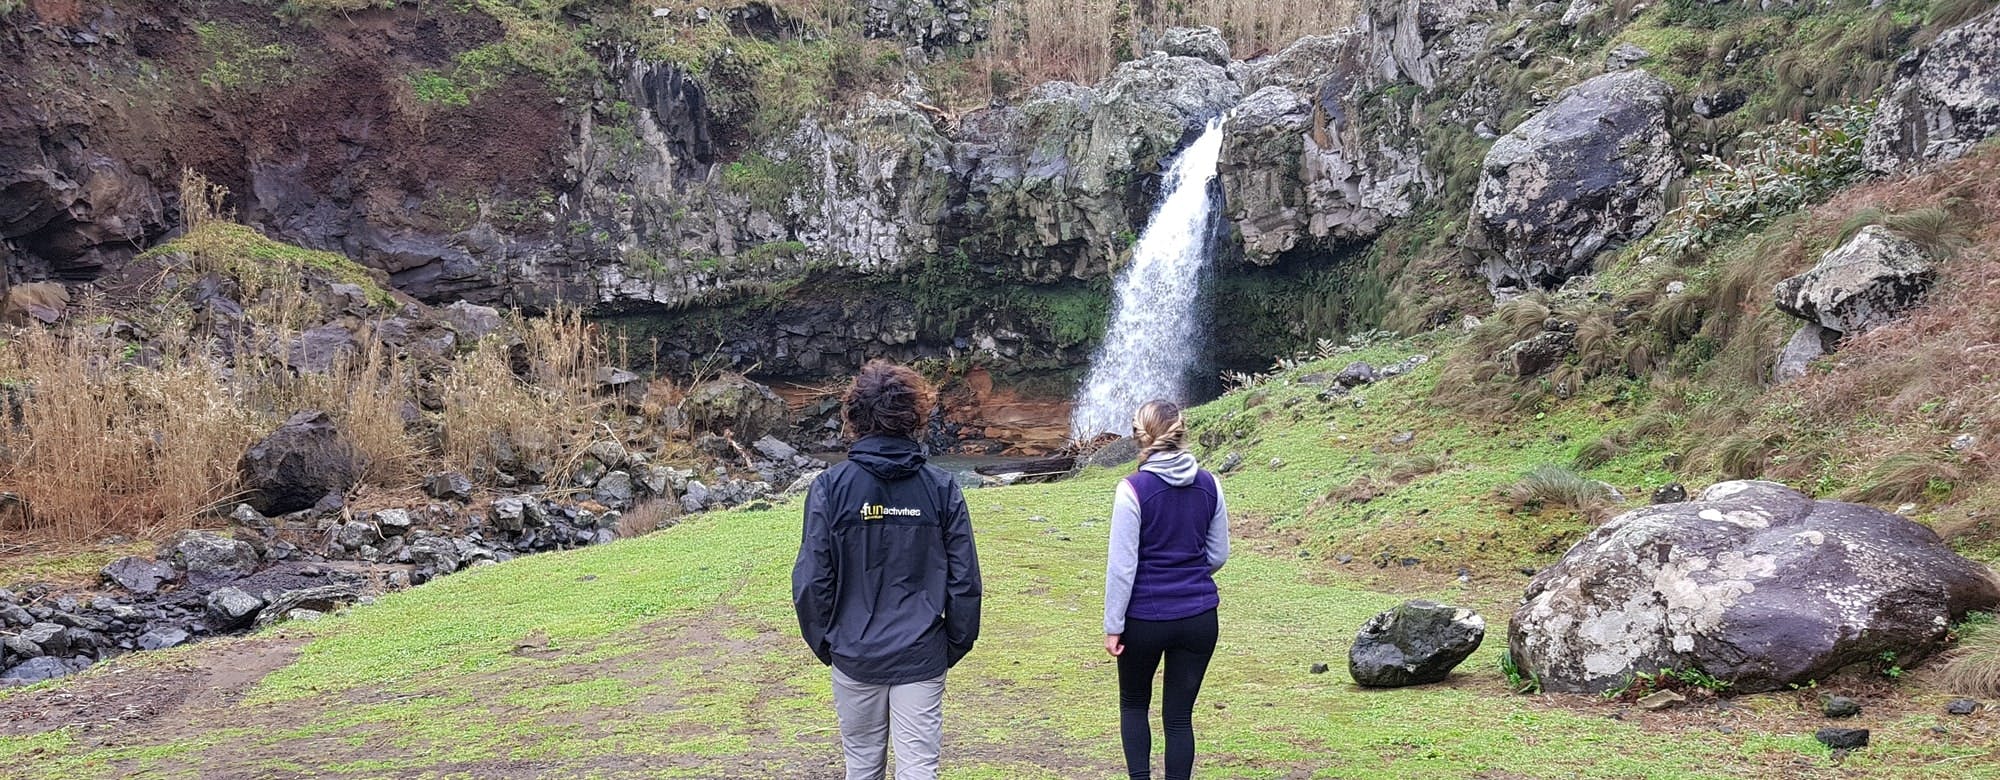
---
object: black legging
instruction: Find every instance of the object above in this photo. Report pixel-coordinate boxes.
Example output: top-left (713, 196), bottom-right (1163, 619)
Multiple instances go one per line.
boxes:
top-left (1116, 608), bottom-right (1219, 780)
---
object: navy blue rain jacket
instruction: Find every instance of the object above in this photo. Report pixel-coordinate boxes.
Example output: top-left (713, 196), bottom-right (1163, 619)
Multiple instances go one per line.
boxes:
top-left (792, 434), bottom-right (983, 685)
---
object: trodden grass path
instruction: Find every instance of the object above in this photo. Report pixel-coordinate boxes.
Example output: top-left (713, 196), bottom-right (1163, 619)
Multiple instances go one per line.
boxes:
top-left (4, 461), bottom-right (1998, 778)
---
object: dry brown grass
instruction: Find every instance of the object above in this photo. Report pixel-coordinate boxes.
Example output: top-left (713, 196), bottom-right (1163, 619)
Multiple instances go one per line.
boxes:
top-left (440, 309), bottom-right (613, 484)
top-left (1939, 613), bottom-right (2000, 697)
top-left (0, 329), bottom-right (259, 542)
top-left (983, 0), bottom-right (1360, 87)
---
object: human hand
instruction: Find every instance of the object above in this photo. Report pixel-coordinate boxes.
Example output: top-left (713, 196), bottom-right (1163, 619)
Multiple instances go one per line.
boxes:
top-left (1105, 634), bottom-right (1123, 657)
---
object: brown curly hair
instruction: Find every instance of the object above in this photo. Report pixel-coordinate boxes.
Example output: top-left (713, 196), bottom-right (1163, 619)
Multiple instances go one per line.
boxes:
top-left (842, 360), bottom-right (936, 440)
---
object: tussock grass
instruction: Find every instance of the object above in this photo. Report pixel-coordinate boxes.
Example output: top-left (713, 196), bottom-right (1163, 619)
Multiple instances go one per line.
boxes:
top-left (1940, 612), bottom-right (2000, 697)
top-left (1841, 451), bottom-right (1963, 505)
top-left (1503, 464), bottom-right (1613, 514)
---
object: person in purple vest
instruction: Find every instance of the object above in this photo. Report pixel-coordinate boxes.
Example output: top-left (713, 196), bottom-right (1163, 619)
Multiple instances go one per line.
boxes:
top-left (1103, 399), bottom-right (1231, 780)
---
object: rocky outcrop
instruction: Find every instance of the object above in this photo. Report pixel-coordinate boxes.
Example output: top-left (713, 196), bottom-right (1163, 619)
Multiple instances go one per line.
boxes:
top-left (1865, 7), bottom-right (2000, 172)
top-left (1156, 26), bottom-right (1230, 66)
top-left (1773, 225), bottom-right (1935, 336)
top-left (1470, 70), bottom-right (1677, 289)
top-left (860, 0), bottom-right (990, 50)
top-left (0, 102), bottom-right (166, 282)
top-left (1349, 600), bottom-right (1486, 687)
top-left (1511, 480), bottom-right (2000, 694)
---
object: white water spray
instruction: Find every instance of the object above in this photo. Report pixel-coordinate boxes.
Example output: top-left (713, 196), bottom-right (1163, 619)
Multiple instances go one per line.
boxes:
top-left (1069, 119), bottom-right (1226, 440)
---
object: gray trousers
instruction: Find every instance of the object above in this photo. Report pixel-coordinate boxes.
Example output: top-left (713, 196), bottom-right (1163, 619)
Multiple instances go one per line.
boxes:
top-left (831, 666), bottom-right (945, 780)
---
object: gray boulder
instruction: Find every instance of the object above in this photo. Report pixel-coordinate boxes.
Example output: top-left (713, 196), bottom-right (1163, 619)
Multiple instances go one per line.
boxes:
top-left (1512, 480), bottom-right (2000, 693)
top-left (1865, 7), bottom-right (2000, 172)
top-left (374, 508), bottom-right (414, 536)
top-left (1471, 70), bottom-right (1677, 289)
top-left (682, 375), bottom-right (790, 440)
top-left (137, 627), bottom-right (190, 651)
top-left (284, 324), bottom-right (360, 374)
top-left (101, 556), bottom-right (176, 594)
top-left (1349, 600), bottom-right (1487, 687)
top-left (1499, 331), bottom-right (1576, 377)
top-left (752, 435), bottom-right (799, 463)
top-left (1156, 26), bottom-right (1230, 65)
top-left (165, 530), bottom-right (259, 589)
top-left (18, 622), bottom-right (68, 657)
top-left (440, 301), bottom-right (505, 343)
top-left (1773, 323), bottom-right (1837, 383)
top-left (237, 410), bottom-right (359, 515)
top-left (1773, 225), bottom-right (1934, 337)
top-left (595, 471), bottom-right (635, 508)
top-left (205, 587), bottom-right (265, 629)
top-left (1084, 436), bottom-right (1141, 469)
top-left (1, 656), bottom-right (77, 685)
top-left (1335, 361), bottom-right (1379, 387)
top-left (423, 472), bottom-right (473, 502)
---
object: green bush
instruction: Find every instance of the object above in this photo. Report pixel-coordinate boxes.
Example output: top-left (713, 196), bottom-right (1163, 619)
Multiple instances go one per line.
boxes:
top-left (1652, 104), bottom-right (1874, 260)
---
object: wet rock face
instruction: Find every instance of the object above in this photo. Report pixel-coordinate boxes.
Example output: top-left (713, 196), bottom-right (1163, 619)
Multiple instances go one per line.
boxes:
top-left (1511, 480), bottom-right (2000, 694)
top-left (1865, 7), bottom-right (2000, 172)
top-left (1773, 225), bottom-right (1935, 337)
top-left (1349, 600), bottom-right (1487, 687)
top-left (0, 103), bottom-right (167, 282)
top-left (1471, 69), bottom-right (1677, 290)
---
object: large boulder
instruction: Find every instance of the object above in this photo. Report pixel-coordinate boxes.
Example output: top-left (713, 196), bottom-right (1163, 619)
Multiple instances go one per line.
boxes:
top-left (1349, 600), bottom-right (1487, 687)
top-left (237, 410), bottom-right (360, 515)
top-left (682, 375), bottom-right (789, 440)
top-left (1865, 7), bottom-right (2000, 172)
top-left (1773, 225), bottom-right (1935, 337)
top-left (1471, 70), bottom-right (1677, 289)
top-left (101, 556), bottom-right (176, 595)
top-left (1155, 26), bottom-right (1230, 65)
top-left (164, 530), bottom-right (259, 589)
top-left (1511, 481), bottom-right (2000, 694)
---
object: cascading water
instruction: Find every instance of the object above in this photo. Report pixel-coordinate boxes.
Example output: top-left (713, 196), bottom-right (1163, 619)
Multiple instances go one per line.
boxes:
top-left (1069, 118), bottom-right (1226, 440)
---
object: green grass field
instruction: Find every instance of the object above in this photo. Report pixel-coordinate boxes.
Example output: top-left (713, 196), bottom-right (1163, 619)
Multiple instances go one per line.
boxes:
top-left (4, 348), bottom-right (1997, 778)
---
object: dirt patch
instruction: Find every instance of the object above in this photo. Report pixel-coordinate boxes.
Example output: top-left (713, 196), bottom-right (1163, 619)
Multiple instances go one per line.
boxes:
top-left (0, 634), bottom-right (303, 738)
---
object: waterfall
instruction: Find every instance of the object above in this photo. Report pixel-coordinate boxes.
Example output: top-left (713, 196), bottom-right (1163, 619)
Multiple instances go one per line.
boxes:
top-left (1069, 119), bottom-right (1227, 440)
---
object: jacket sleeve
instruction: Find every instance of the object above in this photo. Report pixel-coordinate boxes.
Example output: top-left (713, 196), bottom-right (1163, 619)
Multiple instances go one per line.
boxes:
top-left (1105, 480), bottom-right (1141, 635)
top-left (792, 479), bottom-right (837, 666)
top-left (1206, 477), bottom-right (1231, 573)
top-left (942, 484), bottom-right (983, 667)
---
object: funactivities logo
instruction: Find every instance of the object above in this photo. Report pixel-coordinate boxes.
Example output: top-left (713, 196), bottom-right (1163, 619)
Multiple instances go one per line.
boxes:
top-left (858, 503), bottom-right (923, 521)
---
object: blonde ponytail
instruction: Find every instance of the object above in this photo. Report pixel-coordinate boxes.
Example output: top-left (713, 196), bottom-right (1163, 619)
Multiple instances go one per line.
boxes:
top-left (1132, 399), bottom-right (1186, 466)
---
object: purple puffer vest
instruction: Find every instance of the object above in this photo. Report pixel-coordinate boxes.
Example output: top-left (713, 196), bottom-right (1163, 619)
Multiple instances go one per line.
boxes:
top-left (1124, 469), bottom-right (1220, 622)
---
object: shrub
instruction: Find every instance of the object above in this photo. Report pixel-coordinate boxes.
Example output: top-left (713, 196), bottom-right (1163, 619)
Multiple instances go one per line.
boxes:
top-left (1651, 104), bottom-right (1873, 260)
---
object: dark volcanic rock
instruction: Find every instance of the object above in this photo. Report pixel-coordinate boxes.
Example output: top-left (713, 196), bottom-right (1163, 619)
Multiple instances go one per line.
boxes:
top-left (1471, 69), bottom-right (1678, 289)
top-left (1946, 698), bottom-right (1980, 715)
top-left (165, 530), bottom-right (259, 589)
top-left (1348, 600), bottom-right (1487, 687)
top-left (205, 587), bottom-right (265, 629)
top-left (101, 556), bottom-right (176, 595)
top-left (423, 472), bottom-right (474, 502)
top-left (1335, 362), bottom-right (1378, 387)
top-left (1822, 695), bottom-right (1861, 718)
top-left (1511, 480), bottom-right (2000, 693)
top-left (1650, 483), bottom-right (1688, 504)
top-left (1815, 728), bottom-right (1869, 750)
top-left (136, 626), bottom-right (190, 651)
top-left (238, 410), bottom-right (360, 515)
top-left (1, 656), bottom-right (78, 685)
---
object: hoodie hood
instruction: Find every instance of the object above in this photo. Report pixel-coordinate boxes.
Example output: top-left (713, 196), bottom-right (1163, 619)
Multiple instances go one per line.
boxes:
top-left (847, 434), bottom-right (927, 480)
top-left (1140, 450), bottom-right (1200, 487)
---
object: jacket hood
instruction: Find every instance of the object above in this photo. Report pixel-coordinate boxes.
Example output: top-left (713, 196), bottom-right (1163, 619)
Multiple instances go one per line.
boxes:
top-left (848, 434), bottom-right (927, 480)
top-left (1140, 450), bottom-right (1200, 486)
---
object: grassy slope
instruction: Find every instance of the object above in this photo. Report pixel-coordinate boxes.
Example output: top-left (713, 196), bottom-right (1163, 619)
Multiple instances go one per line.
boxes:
top-left (6, 346), bottom-right (1997, 778)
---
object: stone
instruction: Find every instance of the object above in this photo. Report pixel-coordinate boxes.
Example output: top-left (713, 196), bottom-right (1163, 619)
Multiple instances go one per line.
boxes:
top-left (1605, 42), bottom-right (1649, 70)
top-left (752, 435), bottom-right (798, 463)
top-left (1823, 695), bottom-right (1862, 718)
top-left (595, 471), bottom-right (636, 508)
top-left (1649, 483), bottom-right (1688, 504)
top-left (1348, 600), bottom-right (1487, 687)
top-left (1774, 323), bottom-right (1836, 383)
top-left (680, 480), bottom-right (713, 514)
top-left (440, 301), bottom-right (505, 343)
top-left (285, 325), bottom-right (360, 374)
top-left (1335, 362), bottom-right (1378, 387)
top-left (1865, 7), bottom-right (2000, 172)
top-left (1499, 331), bottom-right (1576, 378)
top-left (1945, 698), bottom-right (1980, 715)
top-left (333, 521), bottom-right (375, 550)
top-left (1511, 480), bottom-right (2000, 693)
top-left (1156, 26), bottom-right (1230, 65)
top-left (1773, 226), bottom-right (1934, 337)
top-left (205, 587), bottom-right (264, 629)
top-left (407, 536), bottom-right (462, 574)
top-left (0, 602), bottom-right (31, 627)
top-left (423, 472), bottom-right (473, 502)
top-left (228, 503), bottom-right (269, 529)
top-left (101, 556), bottom-right (175, 594)
top-left (1471, 70), bottom-right (1678, 289)
top-left (491, 496), bottom-right (530, 532)
top-left (1309, 663), bottom-right (1330, 674)
top-left (165, 530), bottom-right (259, 589)
top-left (1, 656), bottom-right (76, 684)
top-left (1637, 689), bottom-right (1685, 710)
top-left (1216, 453), bottom-right (1243, 474)
top-left (136, 627), bottom-right (190, 651)
top-left (237, 410), bottom-right (359, 515)
top-left (1815, 728), bottom-right (1869, 751)
top-left (374, 509), bottom-right (414, 536)
top-left (587, 440), bottom-right (630, 470)
top-left (682, 376), bottom-right (789, 440)
top-left (1083, 437), bottom-right (1140, 469)
top-left (19, 622), bottom-right (68, 656)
